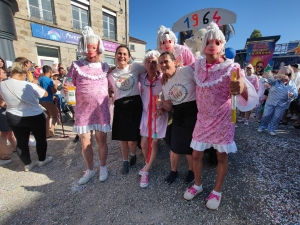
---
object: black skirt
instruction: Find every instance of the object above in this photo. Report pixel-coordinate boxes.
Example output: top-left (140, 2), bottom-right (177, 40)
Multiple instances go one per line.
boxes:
top-left (112, 95), bottom-right (142, 141)
top-left (170, 100), bottom-right (197, 155)
top-left (0, 107), bottom-right (12, 132)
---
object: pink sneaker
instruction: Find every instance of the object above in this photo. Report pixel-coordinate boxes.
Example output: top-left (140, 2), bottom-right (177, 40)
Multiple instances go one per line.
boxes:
top-left (206, 192), bottom-right (222, 209)
top-left (140, 172), bottom-right (149, 188)
top-left (183, 185), bottom-right (203, 200)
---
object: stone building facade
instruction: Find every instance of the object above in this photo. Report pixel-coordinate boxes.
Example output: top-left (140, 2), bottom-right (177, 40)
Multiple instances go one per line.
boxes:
top-left (129, 36), bottom-right (146, 63)
top-left (13, 0), bottom-right (129, 67)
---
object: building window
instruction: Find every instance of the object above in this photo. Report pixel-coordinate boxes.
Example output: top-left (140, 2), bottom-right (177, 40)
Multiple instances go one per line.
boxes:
top-left (102, 8), bottom-right (116, 40)
top-left (104, 56), bottom-right (115, 66)
top-left (71, 1), bottom-right (90, 31)
top-left (28, 0), bottom-right (55, 23)
top-left (130, 44), bottom-right (135, 51)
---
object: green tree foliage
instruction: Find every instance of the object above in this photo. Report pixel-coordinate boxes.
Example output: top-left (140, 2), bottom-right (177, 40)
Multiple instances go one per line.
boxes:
top-left (250, 30), bottom-right (262, 38)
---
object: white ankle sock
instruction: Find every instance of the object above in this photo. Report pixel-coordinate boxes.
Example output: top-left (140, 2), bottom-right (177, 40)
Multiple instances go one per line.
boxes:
top-left (193, 184), bottom-right (202, 190)
top-left (212, 190), bottom-right (221, 196)
top-left (100, 166), bottom-right (107, 170)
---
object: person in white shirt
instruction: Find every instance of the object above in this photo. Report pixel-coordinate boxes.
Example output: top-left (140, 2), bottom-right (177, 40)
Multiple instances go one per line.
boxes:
top-left (0, 61), bottom-right (53, 172)
top-left (108, 45), bottom-right (146, 174)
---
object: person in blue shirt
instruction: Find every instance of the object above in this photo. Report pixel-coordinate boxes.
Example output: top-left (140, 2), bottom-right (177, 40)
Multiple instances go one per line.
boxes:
top-left (258, 66), bottom-right (298, 135)
top-left (39, 65), bottom-right (58, 138)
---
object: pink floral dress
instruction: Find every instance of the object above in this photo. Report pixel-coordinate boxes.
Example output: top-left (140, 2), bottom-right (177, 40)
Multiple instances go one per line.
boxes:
top-left (191, 58), bottom-right (258, 153)
top-left (67, 58), bottom-right (111, 134)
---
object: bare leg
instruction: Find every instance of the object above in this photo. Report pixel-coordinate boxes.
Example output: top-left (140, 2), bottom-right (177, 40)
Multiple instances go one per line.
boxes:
top-left (80, 132), bottom-right (94, 170)
top-left (45, 111), bottom-right (50, 137)
top-left (95, 131), bottom-right (108, 167)
top-left (140, 137), bottom-right (148, 161)
top-left (213, 151), bottom-right (229, 192)
top-left (50, 117), bottom-right (57, 133)
top-left (120, 141), bottom-right (129, 160)
top-left (128, 141), bottom-right (137, 154)
top-left (0, 132), bottom-right (13, 154)
top-left (186, 154), bottom-right (193, 171)
top-left (193, 150), bottom-right (204, 186)
top-left (144, 139), bottom-right (158, 172)
top-left (245, 111), bottom-right (251, 120)
top-left (170, 151), bottom-right (180, 172)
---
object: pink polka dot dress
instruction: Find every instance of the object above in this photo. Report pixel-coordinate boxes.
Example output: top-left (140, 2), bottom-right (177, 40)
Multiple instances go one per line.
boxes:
top-left (191, 58), bottom-right (258, 153)
top-left (67, 58), bottom-right (111, 134)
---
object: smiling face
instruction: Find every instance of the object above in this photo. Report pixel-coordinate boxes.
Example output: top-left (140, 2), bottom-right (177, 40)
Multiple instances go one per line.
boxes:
top-left (204, 39), bottom-right (223, 55)
top-left (115, 47), bottom-right (130, 69)
top-left (159, 54), bottom-right (176, 77)
top-left (0, 68), bottom-right (7, 81)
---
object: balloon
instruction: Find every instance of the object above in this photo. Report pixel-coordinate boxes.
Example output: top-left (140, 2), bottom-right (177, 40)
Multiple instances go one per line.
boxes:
top-left (225, 48), bottom-right (236, 59)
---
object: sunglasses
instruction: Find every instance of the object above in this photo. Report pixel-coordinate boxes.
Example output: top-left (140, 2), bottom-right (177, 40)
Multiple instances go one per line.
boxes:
top-left (256, 66), bottom-right (264, 69)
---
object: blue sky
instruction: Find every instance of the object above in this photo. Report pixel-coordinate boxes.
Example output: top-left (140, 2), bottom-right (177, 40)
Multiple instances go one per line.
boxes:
top-left (129, 0), bottom-right (300, 51)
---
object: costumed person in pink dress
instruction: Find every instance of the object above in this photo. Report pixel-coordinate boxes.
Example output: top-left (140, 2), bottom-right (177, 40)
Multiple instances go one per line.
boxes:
top-left (158, 51), bottom-right (197, 185)
top-left (157, 25), bottom-right (195, 67)
top-left (138, 50), bottom-right (168, 188)
top-left (183, 22), bottom-right (258, 209)
top-left (64, 27), bottom-right (111, 185)
top-left (108, 45), bottom-right (146, 174)
top-left (238, 63), bottom-right (259, 125)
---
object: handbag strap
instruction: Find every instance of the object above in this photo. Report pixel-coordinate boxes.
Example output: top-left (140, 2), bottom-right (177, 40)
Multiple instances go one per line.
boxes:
top-left (4, 80), bottom-right (37, 107)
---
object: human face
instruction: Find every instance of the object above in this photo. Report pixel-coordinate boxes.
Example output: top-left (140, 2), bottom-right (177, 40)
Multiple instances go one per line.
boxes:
top-left (204, 39), bottom-right (223, 55)
top-left (246, 68), bottom-right (252, 76)
top-left (86, 44), bottom-right (99, 59)
top-left (116, 47), bottom-right (130, 69)
top-left (0, 59), bottom-right (4, 68)
top-left (0, 69), bottom-right (6, 81)
top-left (160, 39), bottom-right (175, 52)
top-left (256, 63), bottom-right (264, 72)
top-left (159, 54), bottom-right (176, 77)
top-left (145, 57), bottom-right (159, 76)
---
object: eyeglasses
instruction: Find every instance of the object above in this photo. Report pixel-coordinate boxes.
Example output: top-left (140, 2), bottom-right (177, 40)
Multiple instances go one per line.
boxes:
top-left (144, 75), bottom-right (158, 87)
top-left (256, 66), bottom-right (264, 69)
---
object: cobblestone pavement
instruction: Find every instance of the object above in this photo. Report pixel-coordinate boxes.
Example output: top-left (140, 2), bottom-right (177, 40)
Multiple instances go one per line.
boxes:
top-left (0, 117), bottom-right (299, 225)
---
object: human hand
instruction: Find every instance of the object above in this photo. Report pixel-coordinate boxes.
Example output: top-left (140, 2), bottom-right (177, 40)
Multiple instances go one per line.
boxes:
top-left (32, 79), bottom-right (38, 84)
top-left (229, 68), bottom-right (245, 95)
top-left (63, 84), bottom-right (68, 93)
top-left (288, 91), bottom-right (293, 97)
top-left (156, 108), bottom-right (164, 118)
top-left (156, 98), bottom-right (163, 107)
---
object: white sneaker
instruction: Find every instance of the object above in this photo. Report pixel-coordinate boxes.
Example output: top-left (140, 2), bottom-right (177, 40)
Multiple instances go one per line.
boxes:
top-left (0, 159), bottom-right (12, 166)
top-left (244, 120), bottom-right (249, 126)
top-left (24, 161), bottom-right (38, 172)
top-left (78, 170), bottom-right (95, 185)
top-left (269, 131), bottom-right (276, 136)
top-left (38, 156), bottom-right (53, 167)
top-left (99, 167), bottom-right (108, 182)
top-left (206, 192), bottom-right (222, 210)
top-left (28, 138), bottom-right (36, 147)
top-left (184, 185), bottom-right (203, 200)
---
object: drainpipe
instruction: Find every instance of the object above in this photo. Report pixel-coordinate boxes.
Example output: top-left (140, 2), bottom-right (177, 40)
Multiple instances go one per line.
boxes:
top-left (126, 0), bottom-right (129, 46)
top-left (0, 0), bottom-right (19, 62)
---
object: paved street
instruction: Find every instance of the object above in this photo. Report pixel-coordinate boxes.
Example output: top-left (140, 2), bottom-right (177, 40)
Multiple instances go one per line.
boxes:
top-left (0, 117), bottom-right (299, 225)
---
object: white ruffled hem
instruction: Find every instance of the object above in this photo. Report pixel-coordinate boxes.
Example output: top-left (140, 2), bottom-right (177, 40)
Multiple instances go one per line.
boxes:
top-left (190, 140), bottom-right (237, 153)
top-left (73, 124), bottom-right (111, 134)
